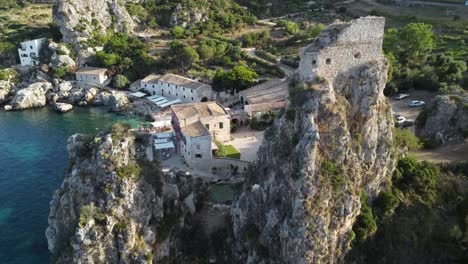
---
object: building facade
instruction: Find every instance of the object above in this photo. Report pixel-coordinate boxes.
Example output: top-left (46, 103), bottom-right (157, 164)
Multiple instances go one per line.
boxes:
top-left (18, 38), bottom-right (47, 66)
top-left (142, 74), bottom-right (212, 103)
top-left (298, 17), bottom-right (385, 82)
top-left (171, 102), bottom-right (231, 170)
top-left (75, 67), bottom-right (109, 86)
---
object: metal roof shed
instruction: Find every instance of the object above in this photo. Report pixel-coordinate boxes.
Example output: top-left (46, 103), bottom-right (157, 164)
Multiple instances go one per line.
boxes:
top-left (160, 99), bottom-right (183, 108)
top-left (154, 141), bottom-right (175, 150)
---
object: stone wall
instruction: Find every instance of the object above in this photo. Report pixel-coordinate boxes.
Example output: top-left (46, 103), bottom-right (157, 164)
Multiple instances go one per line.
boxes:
top-left (298, 17), bottom-right (385, 83)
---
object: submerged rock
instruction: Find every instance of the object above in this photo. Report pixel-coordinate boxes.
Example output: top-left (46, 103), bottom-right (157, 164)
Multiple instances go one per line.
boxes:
top-left (53, 102), bottom-right (73, 113)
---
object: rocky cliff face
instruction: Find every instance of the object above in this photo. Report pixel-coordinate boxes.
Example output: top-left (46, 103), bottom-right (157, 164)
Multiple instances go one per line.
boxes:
top-left (231, 17), bottom-right (395, 264)
top-left (416, 93), bottom-right (468, 146)
top-left (46, 124), bottom-right (209, 263)
top-left (53, 0), bottom-right (134, 44)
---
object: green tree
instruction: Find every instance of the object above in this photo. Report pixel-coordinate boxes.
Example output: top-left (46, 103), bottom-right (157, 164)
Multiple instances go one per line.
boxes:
top-left (168, 41), bottom-right (199, 70)
top-left (392, 128), bottom-right (423, 151)
top-left (197, 44), bottom-right (214, 62)
top-left (353, 192), bottom-right (377, 244)
top-left (172, 26), bottom-right (185, 39)
top-left (113, 74), bottom-right (129, 89)
top-left (393, 155), bottom-right (440, 203)
top-left (306, 24), bottom-right (325, 39)
top-left (213, 65), bottom-right (258, 91)
top-left (91, 33), bottom-right (155, 80)
top-left (383, 23), bottom-right (434, 61)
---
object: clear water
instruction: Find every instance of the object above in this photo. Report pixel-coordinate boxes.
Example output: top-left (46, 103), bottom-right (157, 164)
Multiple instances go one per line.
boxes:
top-left (210, 184), bottom-right (235, 203)
top-left (0, 107), bottom-right (143, 264)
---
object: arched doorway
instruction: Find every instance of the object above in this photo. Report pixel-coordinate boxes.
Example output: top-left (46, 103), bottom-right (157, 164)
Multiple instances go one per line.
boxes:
top-left (201, 97), bottom-right (208, 102)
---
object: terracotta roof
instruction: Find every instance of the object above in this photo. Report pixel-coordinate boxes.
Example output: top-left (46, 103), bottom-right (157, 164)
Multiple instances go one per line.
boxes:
top-left (141, 74), bottom-right (161, 83)
top-left (142, 73), bottom-right (210, 90)
top-left (241, 79), bottom-right (289, 105)
top-left (181, 121), bottom-right (210, 137)
top-left (76, 67), bottom-right (107, 75)
top-left (171, 102), bottom-right (228, 120)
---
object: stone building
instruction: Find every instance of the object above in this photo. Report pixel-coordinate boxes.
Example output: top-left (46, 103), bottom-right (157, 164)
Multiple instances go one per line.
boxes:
top-left (239, 79), bottom-right (289, 121)
top-left (171, 102), bottom-right (230, 170)
top-left (298, 16), bottom-right (385, 82)
top-left (142, 74), bottom-right (212, 103)
top-left (75, 67), bottom-right (109, 86)
top-left (18, 38), bottom-right (47, 66)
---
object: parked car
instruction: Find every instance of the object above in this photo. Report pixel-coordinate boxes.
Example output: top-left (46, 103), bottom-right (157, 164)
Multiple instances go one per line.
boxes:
top-left (399, 119), bottom-right (414, 127)
top-left (409, 100), bottom-right (425, 107)
top-left (175, 170), bottom-right (191, 177)
top-left (394, 93), bottom-right (410, 100)
top-left (161, 167), bottom-right (172, 174)
top-left (395, 116), bottom-right (406, 125)
top-left (401, 120), bottom-right (415, 127)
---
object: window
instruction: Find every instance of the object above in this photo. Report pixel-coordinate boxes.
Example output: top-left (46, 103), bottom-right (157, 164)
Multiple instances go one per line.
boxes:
top-left (312, 60), bottom-right (317, 65)
top-left (192, 97), bottom-right (194, 101)
top-left (94, 76), bottom-right (96, 80)
top-left (176, 93), bottom-right (178, 96)
top-left (196, 144), bottom-right (200, 150)
top-left (145, 84), bottom-right (148, 87)
top-left (219, 122), bottom-right (224, 129)
top-left (183, 87), bottom-right (185, 91)
top-left (184, 95), bottom-right (186, 98)
top-left (205, 124), bottom-right (210, 129)
top-left (153, 84), bottom-right (155, 88)
top-left (354, 52), bottom-right (362, 59)
top-left (30, 45), bottom-right (33, 49)
top-left (153, 91), bottom-right (155, 95)
top-left (326, 58), bottom-right (332, 65)
top-left (195, 154), bottom-right (202, 158)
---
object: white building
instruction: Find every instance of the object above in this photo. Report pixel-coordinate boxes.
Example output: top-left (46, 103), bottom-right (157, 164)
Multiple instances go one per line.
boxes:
top-left (142, 74), bottom-right (212, 103)
top-left (75, 67), bottom-right (109, 87)
top-left (18, 38), bottom-right (47, 66)
top-left (171, 102), bottom-right (231, 170)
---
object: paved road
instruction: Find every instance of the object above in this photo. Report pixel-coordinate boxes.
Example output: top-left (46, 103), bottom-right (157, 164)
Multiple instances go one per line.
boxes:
top-left (407, 1), bottom-right (466, 8)
top-left (242, 47), bottom-right (296, 77)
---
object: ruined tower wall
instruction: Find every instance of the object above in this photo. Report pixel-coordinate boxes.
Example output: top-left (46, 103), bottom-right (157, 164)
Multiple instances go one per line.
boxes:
top-left (298, 17), bottom-right (385, 82)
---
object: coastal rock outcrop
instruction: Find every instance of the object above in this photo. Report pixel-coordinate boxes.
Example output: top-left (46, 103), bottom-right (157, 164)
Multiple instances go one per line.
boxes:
top-left (46, 124), bottom-right (210, 263)
top-left (109, 92), bottom-right (130, 112)
top-left (6, 81), bottom-right (52, 110)
top-left (415, 93), bottom-right (468, 145)
top-left (231, 17), bottom-right (395, 264)
top-left (53, 0), bottom-right (134, 44)
top-left (0, 80), bottom-right (13, 104)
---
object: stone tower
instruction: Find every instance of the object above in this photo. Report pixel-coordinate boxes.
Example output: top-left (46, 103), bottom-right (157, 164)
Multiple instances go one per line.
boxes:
top-left (298, 16), bottom-right (385, 82)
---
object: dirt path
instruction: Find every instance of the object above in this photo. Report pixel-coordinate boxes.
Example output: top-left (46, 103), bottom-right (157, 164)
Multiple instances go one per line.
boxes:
top-left (413, 139), bottom-right (468, 163)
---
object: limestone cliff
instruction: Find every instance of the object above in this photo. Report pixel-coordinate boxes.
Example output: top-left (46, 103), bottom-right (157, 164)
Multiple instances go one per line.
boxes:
top-left (231, 17), bottom-right (395, 264)
top-left (46, 124), bottom-right (209, 263)
top-left (416, 93), bottom-right (468, 146)
top-left (53, 0), bottom-right (134, 44)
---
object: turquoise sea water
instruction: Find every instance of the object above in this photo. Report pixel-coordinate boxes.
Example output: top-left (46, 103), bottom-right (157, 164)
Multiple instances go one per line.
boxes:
top-left (0, 107), bottom-right (142, 264)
